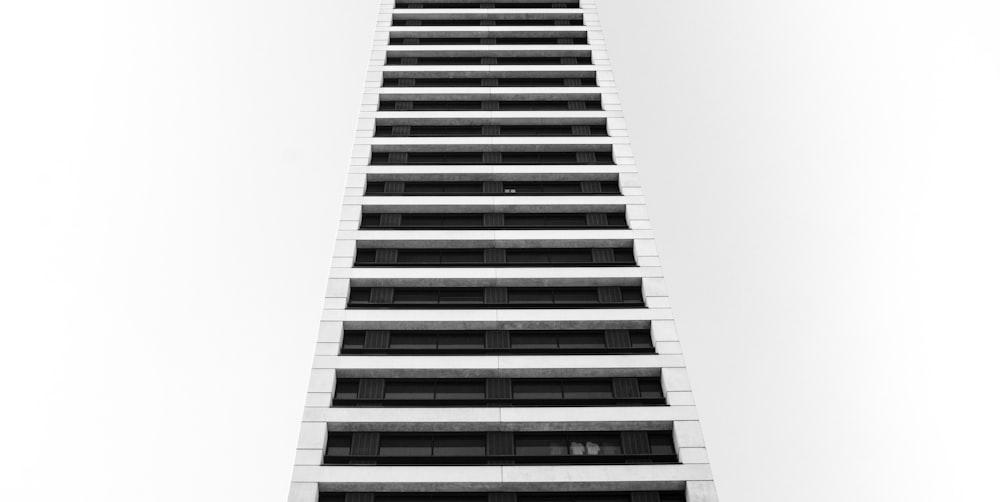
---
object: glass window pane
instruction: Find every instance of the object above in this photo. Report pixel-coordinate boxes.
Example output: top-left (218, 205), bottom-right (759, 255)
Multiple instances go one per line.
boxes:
top-left (629, 331), bottom-right (653, 348)
top-left (506, 250), bottom-right (549, 263)
top-left (613, 248), bottom-right (635, 263)
top-left (606, 213), bottom-right (627, 226)
top-left (342, 332), bottom-right (365, 349)
top-left (325, 435), bottom-right (351, 456)
top-left (508, 289), bottom-right (552, 304)
top-left (438, 332), bottom-right (484, 349)
top-left (515, 436), bottom-right (567, 456)
top-left (384, 381), bottom-right (434, 400)
top-left (562, 381), bottom-right (613, 399)
top-left (401, 214), bottom-right (441, 227)
top-left (433, 436), bottom-right (485, 456)
top-left (435, 381), bottom-right (485, 400)
top-left (438, 288), bottom-right (483, 304)
top-left (503, 214), bottom-right (538, 226)
top-left (553, 289), bottom-right (598, 304)
top-left (391, 333), bottom-right (437, 349)
top-left (544, 182), bottom-right (581, 193)
top-left (547, 250), bottom-right (591, 263)
top-left (512, 381), bottom-right (562, 399)
top-left (570, 435), bottom-right (621, 455)
top-left (397, 251), bottom-right (442, 264)
top-left (379, 436), bottom-right (432, 456)
top-left (406, 183), bottom-right (441, 193)
top-left (334, 380), bottom-right (359, 399)
top-left (510, 332), bottom-right (558, 348)
top-left (393, 289), bottom-right (438, 304)
top-left (545, 214), bottom-right (586, 226)
top-left (639, 379), bottom-right (664, 398)
top-left (443, 250), bottom-right (484, 264)
top-left (443, 183), bottom-right (482, 193)
top-left (506, 183), bottom-right (542, 193)
top-left (649, 433), bottom-right (675, 456)
top-left (621, 288), bottom-right (644, 304)
top-left (559, 332), bottom-right (606, 348)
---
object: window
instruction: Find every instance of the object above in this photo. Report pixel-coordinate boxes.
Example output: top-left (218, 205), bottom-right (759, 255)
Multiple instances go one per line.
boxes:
top-left (390, 18), bottom-right (585, 27)
top-left (359, 212), bottom-right (629, 229)
top-left (378, 100), bottom-right (603, 111)
top-left (348, 287), bottom-right (644, 308)
top-left (319, 493), bottom-right (686, 502)
top-left (375, 434), bottom-right (487, 458)
top-left (515, 434), bottom-right (621, 457)
top-left (325, 435), bottom-right (351, 457)
top-left (319, 493), bottom-right (685, 502)
top-left (355, 247), bottom-right (635, 267)
top-left (379, 436), bottom-right (432, 456)
top-left (370, 150), bottom-right (611, 165)
top-left (339, 329), bottom-right (655, 355)
top-left (334, 380), bottom-right (359, 400)
top-left (325, 430), bottom-right (676, 465)
top-left (382, 77), bottom-right (598, 88)
top-left (363, 180), bottom-right (620, 196)
top-left (333, 377), bottom-right (665, 406)
top-left (386, 56), bottom-right (591, 65)
top-left (373, 124), bottom-right (607, 137)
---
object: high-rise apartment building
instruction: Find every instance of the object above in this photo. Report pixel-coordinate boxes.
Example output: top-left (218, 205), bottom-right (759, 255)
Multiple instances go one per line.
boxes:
top-left (289, 1), bottom-right (718, 501)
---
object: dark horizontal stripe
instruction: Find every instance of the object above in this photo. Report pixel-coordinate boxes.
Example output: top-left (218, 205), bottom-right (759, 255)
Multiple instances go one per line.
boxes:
top-left (379, 100), bottom-right (602, 111)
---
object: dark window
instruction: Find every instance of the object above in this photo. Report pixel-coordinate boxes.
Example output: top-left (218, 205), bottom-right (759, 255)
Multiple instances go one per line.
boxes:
top-left (370, 151), bottom-right (612, 165)
top-left (334, 380), bottom-right (359, 400)
top-left (319, 493), bottom-right (685, 502)
top-left (348, 287), bottom-right (643, 308)
top-left (334, 377), bottom-right (664, 406)
top-left (340, 329), bottom-right (654, 355)
top-left (514, 434), bottom-right (621, 457)
top-left (393, 332), bottom-right (438, 350)
top-left (383, 77), bottom-right (598, 87)
top-left (342, 331), bottom-right (366, 350)
top-left (385, 381), bottom-right (435, 400)
top-left (325, 435), bottom-right (351, 457)
top-left (354, 247), bottom-right (634, 267)
top-left (374, 124), bottom-right (607, 137)
top-left (639, 379), bottom-right (665, 399)
top-left (325, 430), bottom-right (673, 465)
top-left (360, 212), bottom-right (628, 229)
top-left (387, 18), bottom-right (581, 27)
top-left (558, 331), bottom-right (606, 348)
top-left (363, 180), bottom-right (619, 196)
top-left (378, 100), bottom-right (603, 111)
top-left (386, 56), bottom-right (593, 65)
top-left (648, 433), bottom-right (676, 457)
top-left (379, 436), bottom-right (432, 456)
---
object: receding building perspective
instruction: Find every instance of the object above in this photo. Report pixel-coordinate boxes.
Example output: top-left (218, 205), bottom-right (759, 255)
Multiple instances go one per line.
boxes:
top-left (290, 1), bottom-right (718, 501)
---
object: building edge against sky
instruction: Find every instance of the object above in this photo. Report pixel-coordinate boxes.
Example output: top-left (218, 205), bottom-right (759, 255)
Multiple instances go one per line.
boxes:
top-left (289, 1), bottom-right (718, 501)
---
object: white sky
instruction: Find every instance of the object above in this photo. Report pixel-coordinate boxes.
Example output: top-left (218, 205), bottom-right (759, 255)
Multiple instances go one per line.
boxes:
top-left (2, 1), bottom-right (1000, 501)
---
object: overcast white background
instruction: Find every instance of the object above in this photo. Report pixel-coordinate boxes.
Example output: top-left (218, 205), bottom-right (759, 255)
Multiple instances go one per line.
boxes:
top-left (2, 1), bottom-right (1000, 501)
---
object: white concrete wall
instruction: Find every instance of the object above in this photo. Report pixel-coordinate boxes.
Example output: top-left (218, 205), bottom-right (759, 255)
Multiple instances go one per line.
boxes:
top-left (290, 1), bottom-right (717, 501)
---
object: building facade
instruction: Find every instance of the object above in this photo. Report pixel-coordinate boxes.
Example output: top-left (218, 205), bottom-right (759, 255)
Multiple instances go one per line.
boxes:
top-left (290, 1), bottom-right (718, 501)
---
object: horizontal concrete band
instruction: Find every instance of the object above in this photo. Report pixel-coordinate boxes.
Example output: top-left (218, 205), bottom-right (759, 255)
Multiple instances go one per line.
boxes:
top-left (323, 353), bottom-right (680, 370)
top-left (320, 308), bottom-right (673, 323)
top-left (303, 405), bottom-right (699, 425)
top-left (291, 464), bottom-right (713, 485)
top-left (340, 229), bottom-right (653, 241)
top-left (339, 269), bottom-right (659, 283)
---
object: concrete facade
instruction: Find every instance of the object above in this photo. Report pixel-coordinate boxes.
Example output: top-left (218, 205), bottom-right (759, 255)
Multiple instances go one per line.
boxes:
top-left (290, 1), bottom-right (718, 501)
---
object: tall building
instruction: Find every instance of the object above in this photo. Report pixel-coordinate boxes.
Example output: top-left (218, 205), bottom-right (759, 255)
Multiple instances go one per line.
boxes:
top-left (290, 1), bottom-right (718, 502)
